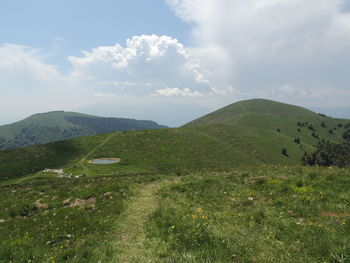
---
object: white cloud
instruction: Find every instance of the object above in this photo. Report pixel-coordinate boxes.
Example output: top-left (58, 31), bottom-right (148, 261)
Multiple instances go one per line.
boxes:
top-left (165, 0), bottom-right (350, 105)
top-left (0, 44), bottom-right (65, 93)
top-left (0, 36), bottom-right (218, 124)
top-left (68, 34), bottom-right (213, 96)
top-left (152, 87), bottom-right (203, 97)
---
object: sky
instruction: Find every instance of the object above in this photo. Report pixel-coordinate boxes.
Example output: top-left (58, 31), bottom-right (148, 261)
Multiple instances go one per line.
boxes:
top-left (1, 0), bottom-right (349, 126)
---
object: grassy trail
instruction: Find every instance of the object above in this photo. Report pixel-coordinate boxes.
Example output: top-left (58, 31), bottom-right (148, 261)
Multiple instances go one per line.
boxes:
top-left (77, 133), bottom-right (117, 175)
top-left (79, 133), bottom-right (116, 164)
top-left (112, 176), bottom-right (179, 262)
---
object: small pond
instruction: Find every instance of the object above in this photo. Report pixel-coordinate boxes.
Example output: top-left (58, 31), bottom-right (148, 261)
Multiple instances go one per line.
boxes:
top-left (88, 158), bottom-right (121, 164)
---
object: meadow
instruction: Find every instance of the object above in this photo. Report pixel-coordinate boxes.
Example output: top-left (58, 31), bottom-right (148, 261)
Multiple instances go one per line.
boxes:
top-left (0, 165), bottom-right (349, 262)
top-left (1, 99), bottom-right (349, 262)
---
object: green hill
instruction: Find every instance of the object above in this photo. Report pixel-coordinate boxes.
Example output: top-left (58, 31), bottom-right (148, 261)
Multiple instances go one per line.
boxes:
top-left (185, 98), bottom-right (348, 145)
top-left (1, 99), bottom-right (349, 182)
top-left (0, 111), bottom-right (167, 150)
top-left (1, 99), bottom-right (350, 262)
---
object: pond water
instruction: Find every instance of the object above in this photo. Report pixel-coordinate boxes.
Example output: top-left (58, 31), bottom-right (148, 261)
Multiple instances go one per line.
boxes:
top-left (89, 158), bottom-right (120, 164)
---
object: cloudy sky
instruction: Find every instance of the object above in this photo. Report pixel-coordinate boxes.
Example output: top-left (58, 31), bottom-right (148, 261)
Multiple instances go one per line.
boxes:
top-left (1, 0), bottom-right (349, 126)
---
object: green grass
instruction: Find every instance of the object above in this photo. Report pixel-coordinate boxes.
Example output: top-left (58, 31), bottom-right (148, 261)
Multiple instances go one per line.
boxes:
top-left (147, 166), bottom-right (350, 262)
top-left (0, 99), bottom-right (349, 262)
top-left (1, 166), bottom-right (348, 262)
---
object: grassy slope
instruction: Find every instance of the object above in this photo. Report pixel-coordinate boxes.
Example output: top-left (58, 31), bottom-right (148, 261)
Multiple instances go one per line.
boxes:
top-left (147, 166), bottom-right (350, 262)
top-left (0, 100), bottom-right (350, 262)
top-left (0, 125), bottom-right (311, 182)
top-left (0, 111), bottom-right (167, 150)
top-left (186, 99), bottom-right (348, 145)
top-left (0, 167), bottom-right (349, 262)
top-left (0, 111), bottom-right (92, 139)
top-left (1, 99), bottom-right (349, 182)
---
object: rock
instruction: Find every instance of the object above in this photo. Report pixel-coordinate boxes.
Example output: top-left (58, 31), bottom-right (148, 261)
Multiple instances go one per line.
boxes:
top-left (68, 197), bottom-right (96, 208)
top-left (34, 199), bottom-right (49, 209)
top-left (103, 192), bottom-right (112, 198)
top-left (63, 199), bottom-right (71, 206)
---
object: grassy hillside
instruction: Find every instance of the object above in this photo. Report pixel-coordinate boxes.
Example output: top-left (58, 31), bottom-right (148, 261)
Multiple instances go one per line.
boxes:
top-left (0, 99), bottom-right (350, 262)
top-left (0, 111), bottom-right (166, 150)
top-left (0, 166), bottom-right (349, 262)
top-left (186, 99), bottom-right (349, 145)
top-left (0, 125), bottom-right (314, 182)
top-left (1, 99), bottom-right (349, 182)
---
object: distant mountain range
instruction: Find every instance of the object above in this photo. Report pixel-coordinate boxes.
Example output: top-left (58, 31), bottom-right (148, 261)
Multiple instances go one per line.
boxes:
top-left (0, 111), bottom-right (167, 150)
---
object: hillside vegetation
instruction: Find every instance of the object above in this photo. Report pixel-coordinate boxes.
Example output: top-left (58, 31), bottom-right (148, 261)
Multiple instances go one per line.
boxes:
top-left (0, 111), bottom-right (166, 150)
top-left (1, 99), bottom-right (349, 182)
top-left (0, 99), bottom-right (350, 262)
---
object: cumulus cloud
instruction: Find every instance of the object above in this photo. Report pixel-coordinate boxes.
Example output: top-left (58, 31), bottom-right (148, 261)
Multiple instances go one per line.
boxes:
top-left (0, 36), bottom-right (217, 125)
top-left (165, 0), bottom-right (350, 105)
top-left (152, 87), bottom-right (203, 97)
top-left (68, 34), bottom-right (212, 96)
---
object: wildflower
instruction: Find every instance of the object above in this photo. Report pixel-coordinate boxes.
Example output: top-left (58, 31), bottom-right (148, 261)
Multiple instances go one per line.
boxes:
top-left (197, 208), bottom-right (204, 213)
top-left (170, 225), bottom-right (175, 229)
top-left (248, 197), bottom-right (254, 201)
top-left (192, 215), bottom-right (197, 219)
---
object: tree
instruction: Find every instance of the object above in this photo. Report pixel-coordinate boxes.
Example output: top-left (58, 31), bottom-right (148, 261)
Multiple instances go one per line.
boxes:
top-left (281, 148), bottom-right (288, 157)
top-left (294, 137), bottom-right (301, 144)
top-left (308, 124), bottom-right (315, 131)
top-left (343, 129), bottom-right (350, 140)
top-left (301, 141), bottom-right (350, 168)
top-left (277, 128), bottom-right (281, 132)
top-left (311, 132), bottom-right (319, 139)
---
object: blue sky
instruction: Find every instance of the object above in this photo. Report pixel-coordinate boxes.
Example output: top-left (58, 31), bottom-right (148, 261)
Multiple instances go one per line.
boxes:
top-left (0, 0), bottom-right (191, 71)
top-left (0, 0), bottom-right (349, 126)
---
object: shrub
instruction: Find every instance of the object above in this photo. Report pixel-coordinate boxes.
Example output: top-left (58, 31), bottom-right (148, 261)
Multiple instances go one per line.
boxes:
top-left (343, 129), bottom-right (350, 140)
top-left (308, 124), bottom-right (315, 131)
top-left (281, 148), bottom-right (288, 157)
top-left (301, 141), bottom-right (350, 168)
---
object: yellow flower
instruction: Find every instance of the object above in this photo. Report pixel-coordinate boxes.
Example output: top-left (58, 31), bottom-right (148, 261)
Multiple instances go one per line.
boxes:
top-left (197, 208), bottom-right (204, 213)
top-left (170, 225), bottom-right (175, 229)
top-left (192, 215), bottom-right (197, 219)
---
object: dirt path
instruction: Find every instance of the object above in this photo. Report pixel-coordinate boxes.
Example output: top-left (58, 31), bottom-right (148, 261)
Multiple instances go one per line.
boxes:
top-left (79, 133), bottom-right (116, 164)
top-left (112, 177), bottom-right (179, 262)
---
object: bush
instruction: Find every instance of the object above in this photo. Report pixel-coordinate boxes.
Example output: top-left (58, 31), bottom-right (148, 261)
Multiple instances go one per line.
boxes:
top-left (281, 148), bottom-right (288, 157)
top-left (294, 137), bottom-right (301, 144)
top-left (301, 141), bottom-right (350, 168)
top-left (343, 129), bottom-right (350, 140)
top-left (308, 124), bottom-right (315, 131)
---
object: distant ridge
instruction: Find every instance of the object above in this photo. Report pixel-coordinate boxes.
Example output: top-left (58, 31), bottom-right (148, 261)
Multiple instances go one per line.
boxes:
top-left (185, 99), bottom-right (318, 127)
top-left (0, 111), bottom-right (167, 150)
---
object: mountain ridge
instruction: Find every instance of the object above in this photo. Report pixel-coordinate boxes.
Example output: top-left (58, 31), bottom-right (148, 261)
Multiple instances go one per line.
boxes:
top-left (0, 111), bottom-right (167, 150)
